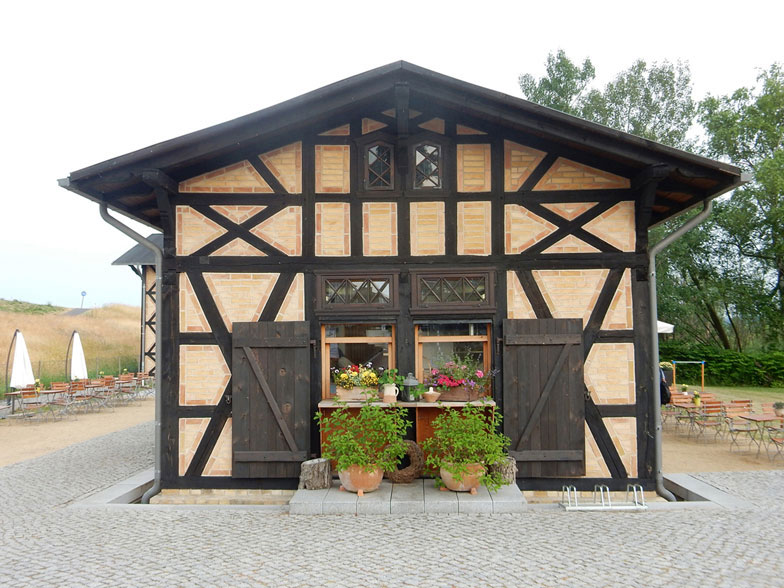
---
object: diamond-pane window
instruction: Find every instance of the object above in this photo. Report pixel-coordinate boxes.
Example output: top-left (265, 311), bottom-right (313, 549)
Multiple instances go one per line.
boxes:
top-left (417, 276), bottom-right (487, 304)
top-left (317, 272), bottom-right (398, 313)
top-left (415, 144), bottom-right (441, 188)
top-left (324, 279), bottom-right (390, 306)
top-left (366, 144), bottom-right (393, 190)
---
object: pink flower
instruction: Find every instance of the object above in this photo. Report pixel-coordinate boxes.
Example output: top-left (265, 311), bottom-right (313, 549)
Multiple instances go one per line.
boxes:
top-left (476, 370), bottom-right (484, 378)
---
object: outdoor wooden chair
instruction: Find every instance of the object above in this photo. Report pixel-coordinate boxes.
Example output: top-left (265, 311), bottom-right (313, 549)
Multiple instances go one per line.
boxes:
top-left (90, 377), bottom-right (117, 410)
top-left (767, 426), bottom-right (784, 462)
top-left (115, 374), bottom-right (137, 404)
top-left (724, 404), bottom-right (757, 451)
top-left (12, 387), bottom-right (53, 422)
top-left (692, 401), bottom-right (724, 440)
top-left (135, 372), bottom-right (153, 397)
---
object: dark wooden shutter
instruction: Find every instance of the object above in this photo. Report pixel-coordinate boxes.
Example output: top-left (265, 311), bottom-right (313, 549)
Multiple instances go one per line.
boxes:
top-left (232, 321), bottom-right (310, 478)
top-left (503, 319), bottom-right (585, 477)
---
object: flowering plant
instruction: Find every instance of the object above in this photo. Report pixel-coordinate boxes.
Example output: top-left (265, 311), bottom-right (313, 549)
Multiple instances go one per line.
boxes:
top-left (425, 354), bottom-right (496, 392)
top-left (332, 363), bottom-right (379, 390)
top-left (377, 367), bottom-right (405, 387)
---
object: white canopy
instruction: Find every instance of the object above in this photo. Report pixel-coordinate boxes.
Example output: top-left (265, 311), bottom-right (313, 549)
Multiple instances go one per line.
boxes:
top-left (657, 320), bottom-right (674, 334)
top-left (10, 331), bottom-right (35, 388)
top-left (70, 331), bottom-right (89, 380)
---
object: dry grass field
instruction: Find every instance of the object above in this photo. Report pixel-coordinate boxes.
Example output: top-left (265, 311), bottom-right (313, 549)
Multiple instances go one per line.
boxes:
top-left (1, 300), bottom-right (141, 388)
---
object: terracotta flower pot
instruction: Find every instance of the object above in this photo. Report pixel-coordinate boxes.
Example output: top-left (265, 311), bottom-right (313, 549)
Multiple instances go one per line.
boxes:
top-left (440, 462), bottom-right (485, 493)
top-left (338, 465), bottom-right (383, 496)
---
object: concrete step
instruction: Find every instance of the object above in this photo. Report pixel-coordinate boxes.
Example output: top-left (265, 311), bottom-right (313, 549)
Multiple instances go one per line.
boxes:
top-left (290, 479), bottom-right (527, 515)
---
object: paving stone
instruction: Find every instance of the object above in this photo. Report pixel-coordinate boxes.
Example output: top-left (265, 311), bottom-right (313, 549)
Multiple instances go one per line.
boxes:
top-left (456, 484), bottom-right (493, 513)
top-left (423, 478), bottom-right (458, 514)
top-left (288, 487), bottom-right (329, 515)
top-left (3, 421), bottom-right (784, 586)
top-left (391, 479), bottom-right (424, 514)
top-left (490, 483), bottom-right (528, 513)
top-left (321, 481), bottom-right (357, 514)
top-left (356, 480), bottom-right (392, 515)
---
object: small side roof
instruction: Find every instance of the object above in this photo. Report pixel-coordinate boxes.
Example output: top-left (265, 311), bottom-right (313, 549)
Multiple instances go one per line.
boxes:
top-left (111, 233), bottom-right (163, 266)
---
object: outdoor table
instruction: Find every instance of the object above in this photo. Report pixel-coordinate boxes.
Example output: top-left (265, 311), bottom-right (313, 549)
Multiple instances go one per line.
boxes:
top-left (4, 389), bottom-right (59, 414)
top-left (739, 413), bottom-right (783, 455)
top-left (5, 391), bottom-right (21, 414)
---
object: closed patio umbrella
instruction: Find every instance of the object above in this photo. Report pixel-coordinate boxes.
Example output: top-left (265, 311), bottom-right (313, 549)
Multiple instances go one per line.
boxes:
top-left (9, 330), bottom-right (35, 389)
top-left (70, 331), bottom-right (89, 381)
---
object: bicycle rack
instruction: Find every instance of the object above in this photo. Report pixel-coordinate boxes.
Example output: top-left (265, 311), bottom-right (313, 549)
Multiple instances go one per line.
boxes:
top-left (560, 484), bottom-right (648, 511)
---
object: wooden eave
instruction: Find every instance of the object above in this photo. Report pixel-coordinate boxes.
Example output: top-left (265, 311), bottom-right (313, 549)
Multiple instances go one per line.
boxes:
top-left (61, 61), bottom-right (744, 230)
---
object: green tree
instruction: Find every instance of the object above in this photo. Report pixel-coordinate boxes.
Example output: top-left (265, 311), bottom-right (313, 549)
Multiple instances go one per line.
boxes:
top-left (519, 51), bottom-right (695, 149)
top-left (518, 50), bottom-right (595, 117)
top-left (519, 53), bottom-right (783, 350)
top-left (699, 64), bottom-right (784, 347)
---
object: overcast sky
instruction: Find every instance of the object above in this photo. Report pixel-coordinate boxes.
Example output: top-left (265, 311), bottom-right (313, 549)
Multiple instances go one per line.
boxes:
top-left (1, 0), bottom-right (780, 309)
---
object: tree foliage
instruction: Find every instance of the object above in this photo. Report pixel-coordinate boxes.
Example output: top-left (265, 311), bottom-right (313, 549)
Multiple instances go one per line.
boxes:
top-left (519, 53), bottom-right (784, 351)
top-left (699, 65), bottom-right (784, 347)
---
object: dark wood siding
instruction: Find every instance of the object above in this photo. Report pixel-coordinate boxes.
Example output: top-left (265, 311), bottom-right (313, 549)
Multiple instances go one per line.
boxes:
top-left (503, 318), bottom-right (585, 477)
top-left (232, 321), bottom-right (310, 478)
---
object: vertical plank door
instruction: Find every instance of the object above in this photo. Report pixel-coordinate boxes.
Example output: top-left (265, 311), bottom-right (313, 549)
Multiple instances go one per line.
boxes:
top-left (503, 319), bottom-right (585, 477)
top-left (232, 321), bottom-right (310, 479)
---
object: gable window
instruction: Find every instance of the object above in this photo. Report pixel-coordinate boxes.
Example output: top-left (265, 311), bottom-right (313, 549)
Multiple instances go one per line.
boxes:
top-left (365, 143), bottom-right (394, 190)
top-left (414, 143), bottom-right (441, 189)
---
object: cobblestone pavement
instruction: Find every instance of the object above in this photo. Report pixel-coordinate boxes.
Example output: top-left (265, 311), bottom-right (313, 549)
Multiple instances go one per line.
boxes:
top-left (2, 423), bottom-right (783, 587)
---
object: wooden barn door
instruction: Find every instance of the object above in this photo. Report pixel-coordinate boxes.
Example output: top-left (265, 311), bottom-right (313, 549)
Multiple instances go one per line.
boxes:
top-left (503, 319), bottom-right (585, 477)
top-left (232, 321), bottom-right (310, 478)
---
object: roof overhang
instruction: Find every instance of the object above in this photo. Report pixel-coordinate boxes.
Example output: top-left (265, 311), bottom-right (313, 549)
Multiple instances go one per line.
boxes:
top-left (60, 61), bottom-right (744, 230)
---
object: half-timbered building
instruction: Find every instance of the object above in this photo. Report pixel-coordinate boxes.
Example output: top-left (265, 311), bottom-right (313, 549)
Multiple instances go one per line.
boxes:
top-left (61, 62), bottom-right (742, 492)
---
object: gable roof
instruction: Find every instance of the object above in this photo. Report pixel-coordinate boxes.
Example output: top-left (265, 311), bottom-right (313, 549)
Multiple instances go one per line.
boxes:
top-left (60, 61), bottom-right (744, 229)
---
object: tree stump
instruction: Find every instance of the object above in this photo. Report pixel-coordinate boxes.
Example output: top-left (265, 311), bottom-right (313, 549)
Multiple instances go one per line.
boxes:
top-left (298, 458), bottom-right (331, 490)
top-left (489, 456), bottom-right (517, 485)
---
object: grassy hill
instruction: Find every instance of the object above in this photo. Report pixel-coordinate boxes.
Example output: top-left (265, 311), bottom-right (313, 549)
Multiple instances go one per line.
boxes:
top-left (1, 300), bottom-right (141, 389)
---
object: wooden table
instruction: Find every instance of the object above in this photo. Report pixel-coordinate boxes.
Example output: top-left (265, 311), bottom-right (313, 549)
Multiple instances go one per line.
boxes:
top-left (317, 399), bottom-right (496, 450)
top-left (740, 413), bottom-right (783, 455)
top-left (4, 389), bottom-right (61, 414)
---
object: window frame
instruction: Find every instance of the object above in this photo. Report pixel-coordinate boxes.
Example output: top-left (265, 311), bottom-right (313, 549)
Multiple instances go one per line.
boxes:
top-left (363, 140), bottom-right (395, 192)
top-left (414, 321), bottom-right (491, 384)
top-left (321, 323), bottom-right (396, 399)
top-left (315, 270), bottom-right (400, 315)
top-left (410, 268), bottom-right (496, 315)
top-left (407, 132), bottom-right (451, 194)
top-left (412, 141), bottom-right (443, 190)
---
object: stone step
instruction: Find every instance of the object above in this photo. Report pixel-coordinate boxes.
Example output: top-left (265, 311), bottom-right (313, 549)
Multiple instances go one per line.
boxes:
top-left (289, 479), bottom-right (527, 515)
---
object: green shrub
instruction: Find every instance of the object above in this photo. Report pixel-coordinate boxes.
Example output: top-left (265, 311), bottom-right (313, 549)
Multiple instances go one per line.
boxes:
top-left (659, 342), bottom-right (784, 386)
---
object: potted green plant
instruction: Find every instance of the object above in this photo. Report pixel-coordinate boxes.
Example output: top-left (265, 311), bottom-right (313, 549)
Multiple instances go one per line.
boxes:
top-left (773, 401), bottom-right (784, 417)
top-left (422, 403), bottom-right (510, 493)
top-left (315, 401), bottom-right (409, 496)
top-left (331, 363), bottom-right (379, 401)
top-left (424, 354), bottom-right (497, 401)
top-left (659, 361), bottom-right (673, 386)
top-left (377, 367), bottom-right (405, 403)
